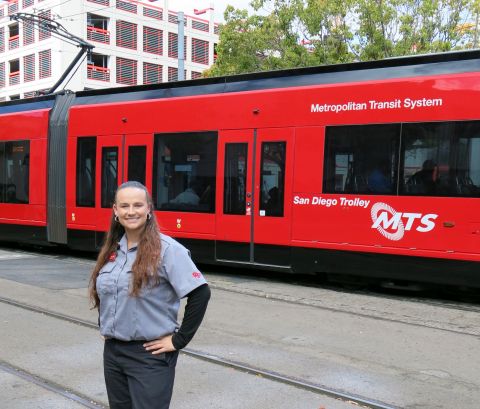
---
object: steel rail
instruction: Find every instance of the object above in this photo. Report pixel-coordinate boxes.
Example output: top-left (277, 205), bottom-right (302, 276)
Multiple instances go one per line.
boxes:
top-left (3, 247), bottom-right (479, 314)
top-left (0, 247), bottom-right (479, 337)
top-left (209, 285), bottom-right (480, 338)
top-left (3, 246), bottom-right (479, 306)
top-left (0, 295), bottom-right (397, 409)
top-left (0, 359), bottom-right (105, 408)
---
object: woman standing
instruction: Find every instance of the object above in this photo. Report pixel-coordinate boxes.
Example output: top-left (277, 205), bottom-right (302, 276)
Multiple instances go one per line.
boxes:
top-left (89, 181), bottom-right (210, 409)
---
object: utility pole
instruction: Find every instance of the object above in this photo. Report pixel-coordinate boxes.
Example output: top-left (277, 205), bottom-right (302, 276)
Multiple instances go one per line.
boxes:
top-left (475, 10), bottom-right (479, 49)
top-left (178, 11), bottom-right (185, 80)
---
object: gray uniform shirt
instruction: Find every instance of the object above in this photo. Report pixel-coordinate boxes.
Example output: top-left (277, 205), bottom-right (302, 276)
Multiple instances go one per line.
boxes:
top-left (96, 234), bottom-right (207, 341)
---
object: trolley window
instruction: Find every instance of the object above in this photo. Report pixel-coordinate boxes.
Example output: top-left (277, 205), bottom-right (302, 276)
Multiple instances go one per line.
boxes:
top-left (401, 121), bottom-right (480, 197)
top-left (224, 143), bottom-right (247, 215)
top-left (324, 121), bottom-right (480, 197)
top-left (101, 147), bottom-right (118, 208)
top-left (323, 125), bottom-right (399, 195)
top-left (0, 140), bottom-right (30, 204)
top-left (128, 145), bottom-right (146, 186)
top-left (153, 132), bottom-right (217, 213)
top-left (259, 142), bottom-right (286, 217)
top-left (76, 137), bottom-right (96, 207)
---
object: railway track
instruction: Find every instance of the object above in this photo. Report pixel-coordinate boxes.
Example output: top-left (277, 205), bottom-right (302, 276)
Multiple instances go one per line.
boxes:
top-left (210, 291), bottom-right (480, 341)
top-left (2, 245), bottom-right (479, 337)
top-left (8, 245), bottom-right (480, 310)
top-left (0, 359), bottom-right (105, 408)
top-left (0, 295), bottom-right (395, 409)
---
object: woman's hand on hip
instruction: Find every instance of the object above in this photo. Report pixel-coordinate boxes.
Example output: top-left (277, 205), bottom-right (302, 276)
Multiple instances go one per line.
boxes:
top-left (143, 335), bottom-right (176, 354)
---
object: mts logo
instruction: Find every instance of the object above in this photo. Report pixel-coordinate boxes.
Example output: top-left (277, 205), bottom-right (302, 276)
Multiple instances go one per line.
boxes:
top-left (370, 202), bottom-right (438, 241)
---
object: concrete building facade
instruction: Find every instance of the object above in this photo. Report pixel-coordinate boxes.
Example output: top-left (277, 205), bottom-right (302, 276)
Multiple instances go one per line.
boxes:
top-left (0, 0), bottom-right (219, 101)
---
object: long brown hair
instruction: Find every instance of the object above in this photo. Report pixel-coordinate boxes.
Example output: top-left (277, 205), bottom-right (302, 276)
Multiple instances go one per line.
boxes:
top-left (89, 181), bottom-right (161, 309)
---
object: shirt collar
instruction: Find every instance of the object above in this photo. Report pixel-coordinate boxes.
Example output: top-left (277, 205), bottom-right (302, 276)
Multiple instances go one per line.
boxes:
top-left (118, 234), bottom-right (138, 253)
top-left (118, 234), bottom-right (128, 254)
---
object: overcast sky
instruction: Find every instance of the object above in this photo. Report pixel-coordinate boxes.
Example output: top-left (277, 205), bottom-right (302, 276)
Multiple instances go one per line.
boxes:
top-left (168, 0), bottom-right (254, 23)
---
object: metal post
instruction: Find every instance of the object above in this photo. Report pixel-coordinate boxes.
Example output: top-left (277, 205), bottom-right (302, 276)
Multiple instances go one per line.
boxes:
top-left (475, 11), bottom-right (479, 49)
top-left (178, 11), bottom-right (185, 80)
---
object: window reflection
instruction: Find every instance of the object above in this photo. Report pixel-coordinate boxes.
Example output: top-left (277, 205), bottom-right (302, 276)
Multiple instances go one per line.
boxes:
top-left (128, 145), bottom-right (146, 186)
top-left (153, 132), bottom-right (217, 213)
top-left (323, 121), bottom-right (480, 197)
top-left (259, 142), bottom-right (286, 217)
top-left (224, 143), bottom-right (247, 215)
top-left (401, 122), bottom-right (480, 197)
top-left (324, 125), bottom-right (399, 195)
top-left (0, 140), bottom-right (30, 203)
top-left (76, 137), bottom-right (96, 207)
top-left (101, 147), bottom-right (118, 208)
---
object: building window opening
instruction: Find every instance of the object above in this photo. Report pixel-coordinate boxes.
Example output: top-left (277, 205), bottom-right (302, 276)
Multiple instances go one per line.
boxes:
top-left (39, 49), bottom-right (52, 78)
top-left (9, 59), bottom-right (19, 73)
top-left (9, 59), bottom-right (20, 85)
top-left (87, 13), bottom-right (110, 44)
top-left (116, 20), bottom-right (137, 50)
top-left (116, 57), bottom-right (137, 85)
top-left (87, 13), bottom-right (108, 30)
top-left (88, 53), bottom-right (108, 68)
top-left (9, 23), bottom-right (19, 38)
top-left (88, 53), bottom-right (110, 81)
top-left (8, 23), bottom-right (19, 49)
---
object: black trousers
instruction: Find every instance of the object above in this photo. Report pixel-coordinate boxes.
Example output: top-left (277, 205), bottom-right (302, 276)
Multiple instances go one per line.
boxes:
top-left (103, 339), bottom-right (179, 409)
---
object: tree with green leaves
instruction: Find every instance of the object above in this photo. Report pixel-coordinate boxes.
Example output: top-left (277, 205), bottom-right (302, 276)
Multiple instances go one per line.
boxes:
top-left (203, 0), bottom-right (477, 77)
top-left (204, 4), bottom-right (311, 76)
top-left (354, 0), bottom-right (471, 59)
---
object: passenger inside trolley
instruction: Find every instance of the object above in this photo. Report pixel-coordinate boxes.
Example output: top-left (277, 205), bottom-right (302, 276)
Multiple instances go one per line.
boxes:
top-left (407, 160), bottom-right (438, 195)
top-left (367, 159), bottom-right (392, 194)
top-left (170, 180), bottom-right (201, 205)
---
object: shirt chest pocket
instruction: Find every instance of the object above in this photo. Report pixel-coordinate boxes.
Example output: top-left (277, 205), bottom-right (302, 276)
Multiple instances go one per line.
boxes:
top-left (118, 270), bottom-right (133, 292)
top-left (97, 262), bottom-right (117, 295)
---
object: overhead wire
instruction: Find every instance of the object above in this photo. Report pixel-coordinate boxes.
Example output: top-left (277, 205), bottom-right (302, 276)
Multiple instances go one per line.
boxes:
top-left (47, 0), bottom-right (77, 11)
top-left (51, 2), bottom-right (178, 64)
top-left (59, 3), bottom-right (117, 20)
top-left (3, 1), bottom-right (204, 95)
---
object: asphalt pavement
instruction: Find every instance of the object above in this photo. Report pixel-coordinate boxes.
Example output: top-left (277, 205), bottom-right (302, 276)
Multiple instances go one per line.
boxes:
top-left (0, 248), bottom-right (479, 408)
